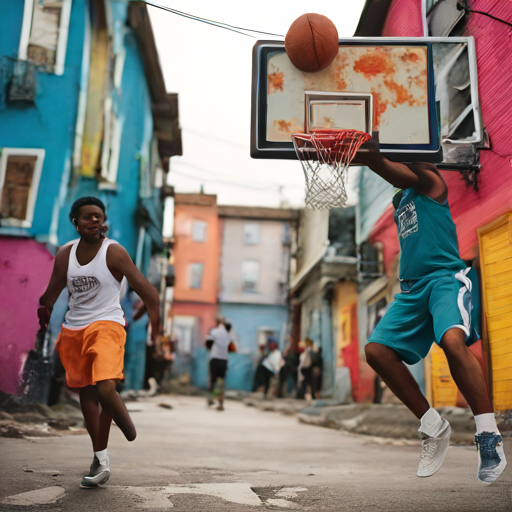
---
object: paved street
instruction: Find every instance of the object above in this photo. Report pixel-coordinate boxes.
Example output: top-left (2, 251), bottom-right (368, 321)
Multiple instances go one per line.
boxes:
top-left (0, 396), bottom-right (511, 512)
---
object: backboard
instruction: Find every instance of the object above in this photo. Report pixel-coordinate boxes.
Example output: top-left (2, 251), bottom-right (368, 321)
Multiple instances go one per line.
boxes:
top-left (251, 37), bottom-right (483, 163)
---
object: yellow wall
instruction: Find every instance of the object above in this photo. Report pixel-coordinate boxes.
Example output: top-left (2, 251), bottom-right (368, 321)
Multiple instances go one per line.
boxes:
top-left (333, 281), bottom-right (358, 367)
top-left (478, 213), bottom-right (512, 411)
top-left (428, 345), bottom-right (458, 407)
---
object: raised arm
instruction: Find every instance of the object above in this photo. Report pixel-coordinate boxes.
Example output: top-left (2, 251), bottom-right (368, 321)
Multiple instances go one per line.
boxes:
top-left (354, 134), bottom-right (448, 203)
top-left (38, 245), bottom-right (72, 329)
top-left (107, 245), bottom-right (161, 340)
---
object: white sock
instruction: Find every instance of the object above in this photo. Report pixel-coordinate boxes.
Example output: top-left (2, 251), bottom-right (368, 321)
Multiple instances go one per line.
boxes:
top-left (94, 448), bottom-right (108, 465)
top-left (474, 413), bottom-right (499, 434)
top-left (419, 407), bottom-right (444, 436)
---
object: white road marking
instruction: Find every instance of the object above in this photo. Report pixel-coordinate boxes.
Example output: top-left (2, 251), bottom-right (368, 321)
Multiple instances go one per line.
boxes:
top-left (275, 487), bottom-right (307, 499)
top-left (121, 486), bottom-right (173, 509)
top-left (1, 486), bottom-right (65, 506)
top-left (163, 483), bottom-right (261, 507)
top-left (267, 498), bottom-right (299, 508)
top-left (114, 483), bottom-right (262, 508)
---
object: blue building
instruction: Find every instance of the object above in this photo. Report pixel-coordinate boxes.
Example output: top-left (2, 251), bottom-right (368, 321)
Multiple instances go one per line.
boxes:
top-left (0, 0), bottom-right (181, 394)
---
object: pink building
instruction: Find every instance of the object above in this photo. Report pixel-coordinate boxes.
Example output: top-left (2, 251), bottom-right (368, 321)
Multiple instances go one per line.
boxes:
top-left (366, 0), bottom-right (512, 409)
top-left (0, 238), bottom-right (54, 394)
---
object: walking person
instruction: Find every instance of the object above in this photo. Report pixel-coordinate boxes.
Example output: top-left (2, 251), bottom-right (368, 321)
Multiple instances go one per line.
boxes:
top-left (205, 317), bottom-right (231, 411)
top-left (297, 338), bottom-right (316, 400)
top-left (261, 337), bottom-right (283, 399)
top-left (355, 137), bottom-right (506, 482)
top-left (38, 197), bottom-right (161, 488)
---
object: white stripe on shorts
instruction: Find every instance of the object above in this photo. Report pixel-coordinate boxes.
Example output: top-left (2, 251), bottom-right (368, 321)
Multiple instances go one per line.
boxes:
top-left (455, 268), bottom-right (472, 335)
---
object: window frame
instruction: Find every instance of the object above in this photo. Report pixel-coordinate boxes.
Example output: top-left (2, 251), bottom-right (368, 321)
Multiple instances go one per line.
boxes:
top-left (243, 222), bottom-right (260, 246)
top-left (18, 0), bottom-right (73, 76)
top-left (188, 262), bottom-right (204, 290)
top-left (0, 147), bottom-right (45, 228)
top-left (241, 259), bottom-right (260, 292)
top-left (192, 220), bottom-right (207, 243)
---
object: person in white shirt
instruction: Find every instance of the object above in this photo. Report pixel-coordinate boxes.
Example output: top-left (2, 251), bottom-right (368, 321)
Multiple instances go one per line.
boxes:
top-left (261, 337), bottom-right (283, 398)
top-left (205, 317), bottom-right (232, 411)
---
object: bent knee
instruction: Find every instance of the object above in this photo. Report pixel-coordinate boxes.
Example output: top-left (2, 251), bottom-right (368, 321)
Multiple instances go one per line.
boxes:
top-left (365, 342), bottom-right (384, 367)
top-left (440, 328), bottom-right (468, 357)
top-left (127, 428), bottom-right (137, 442)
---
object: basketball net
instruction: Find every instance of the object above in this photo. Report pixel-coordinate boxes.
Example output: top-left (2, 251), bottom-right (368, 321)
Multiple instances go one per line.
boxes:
top-left (292, 129), bottom-right (371, 210)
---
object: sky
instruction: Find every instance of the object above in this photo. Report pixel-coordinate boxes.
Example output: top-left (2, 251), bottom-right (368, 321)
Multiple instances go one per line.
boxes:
top-left (148, 0), bottom-right (366, 209)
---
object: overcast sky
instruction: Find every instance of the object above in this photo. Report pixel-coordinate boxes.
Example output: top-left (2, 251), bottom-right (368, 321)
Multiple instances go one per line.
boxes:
top-left (148, 1), bottom-right (366, 209)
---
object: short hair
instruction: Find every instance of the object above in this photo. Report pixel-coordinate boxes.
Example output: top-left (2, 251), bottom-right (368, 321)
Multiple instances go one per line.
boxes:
top-left (69, 197), bottom-right (106, 225)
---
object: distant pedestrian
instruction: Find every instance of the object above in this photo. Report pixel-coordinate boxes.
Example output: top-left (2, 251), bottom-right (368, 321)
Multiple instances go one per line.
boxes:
top-left (252, 343), bottom-right (268, 392)
top-left (277, 339), bottom-right (299, 397)
top-left (205, 317), bottom-right (232, 411)
top-left (261, 337), bottom-right (283, 398)
top-left (38, 197), bottom-right (161, 488)
top-left (297, 338), bottom-right (316, 400)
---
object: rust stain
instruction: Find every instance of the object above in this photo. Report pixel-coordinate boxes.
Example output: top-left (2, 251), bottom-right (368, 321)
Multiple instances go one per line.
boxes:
top-left (268, 71), bottom-right (284, 94)
top-left (384, 79), bottom-right (409, 105)
top-left (354, 49), bottom-right (396, 79)
top-left (371, 90), bottom-right (388, 128)
top-left (274, 119), bottom-right (293, 132)
top-left (401, 52), bottom-right (420, 63)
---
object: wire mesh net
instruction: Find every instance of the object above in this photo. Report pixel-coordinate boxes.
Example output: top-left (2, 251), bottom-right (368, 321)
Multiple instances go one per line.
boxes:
top-left (292, 129), bottom-right (371, 210)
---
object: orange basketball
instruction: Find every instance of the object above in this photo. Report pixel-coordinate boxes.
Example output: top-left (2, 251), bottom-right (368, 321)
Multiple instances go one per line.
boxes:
top-left (285, 13), bottom-right (339, 73)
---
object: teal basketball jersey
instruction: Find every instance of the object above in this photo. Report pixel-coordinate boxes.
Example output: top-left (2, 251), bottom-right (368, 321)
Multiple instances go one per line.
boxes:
top-left (393, 188), bottom-right (465, 280)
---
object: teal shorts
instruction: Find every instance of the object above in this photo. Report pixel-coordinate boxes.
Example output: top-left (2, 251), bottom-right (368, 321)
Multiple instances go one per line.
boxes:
top-left (368, 267), bottom-right (480, 365)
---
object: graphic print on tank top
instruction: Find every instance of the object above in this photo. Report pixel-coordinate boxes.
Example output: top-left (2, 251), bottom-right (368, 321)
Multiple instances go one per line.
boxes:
top-left (398, 200), bottom-right (418, 240)
top-left (69, 276), bottom-right (101, 309)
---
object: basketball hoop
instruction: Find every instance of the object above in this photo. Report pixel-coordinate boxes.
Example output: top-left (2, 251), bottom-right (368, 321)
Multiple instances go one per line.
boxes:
top-left (292, 129), bottom-right (371, 210)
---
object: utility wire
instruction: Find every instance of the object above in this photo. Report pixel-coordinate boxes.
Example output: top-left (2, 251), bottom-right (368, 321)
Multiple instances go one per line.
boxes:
top-left (141, 1), bottom-right (285, 38)
top-left (457, 2), bottom-right (512, 28)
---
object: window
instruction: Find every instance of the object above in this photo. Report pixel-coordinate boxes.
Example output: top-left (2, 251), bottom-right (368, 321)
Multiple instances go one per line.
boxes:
top-left (241, 260), bottom-right (260, 292)
top-left (18, 0), bottom-right (73, 76)
top-left (0, 148), bottom-right (45, 228)
top-left (192, 221), bottom-right (207, 242)
top-left (188, 263), bottom-right (203, 289)
top-left (243, 222), bottom-right (260, 245)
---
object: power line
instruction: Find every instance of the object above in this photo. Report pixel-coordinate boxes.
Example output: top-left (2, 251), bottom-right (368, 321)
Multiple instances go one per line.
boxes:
top-left (457, 2), bottom-right (512, 28)
top-left (141, 1), bottom-right (285, 38)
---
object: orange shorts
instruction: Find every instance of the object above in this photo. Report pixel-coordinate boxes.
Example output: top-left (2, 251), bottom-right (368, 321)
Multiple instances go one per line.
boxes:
top-left (56, 320), bottom-right (126, 388)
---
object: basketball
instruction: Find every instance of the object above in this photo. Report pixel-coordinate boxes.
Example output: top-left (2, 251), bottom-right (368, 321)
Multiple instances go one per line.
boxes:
top-left (285, 13), bottom-right (339, 73)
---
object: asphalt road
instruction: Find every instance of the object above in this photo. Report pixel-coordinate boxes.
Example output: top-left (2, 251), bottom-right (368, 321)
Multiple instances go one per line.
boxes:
top-left (0, 396), bottom-right (510, 512)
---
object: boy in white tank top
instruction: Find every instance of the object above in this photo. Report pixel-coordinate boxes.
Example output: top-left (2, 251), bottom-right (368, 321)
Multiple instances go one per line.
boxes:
top-left (38, 197), bottom-right (161, 488)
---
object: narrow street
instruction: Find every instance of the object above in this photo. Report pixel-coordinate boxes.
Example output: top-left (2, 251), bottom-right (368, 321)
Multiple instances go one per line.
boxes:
top-left (1, 396), bottom-right (510, 512)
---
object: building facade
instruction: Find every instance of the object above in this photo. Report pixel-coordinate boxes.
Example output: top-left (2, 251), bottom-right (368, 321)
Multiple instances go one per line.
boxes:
top-left (218, 206), bottom-right (299, 391)
top-left (354, 0), bottom-right (512, 410)
top-left (0, 0), bottom-right (181, 394)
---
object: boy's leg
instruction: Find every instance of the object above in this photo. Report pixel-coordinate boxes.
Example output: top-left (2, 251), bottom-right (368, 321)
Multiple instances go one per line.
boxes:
top-left (440, 328), bottom-right (493, 414)
top-left (365, 343), bottom-right (430, 418)
top-left (96, 379), bottom-right (136, 441)
top-left (440, 328), bottom-right (506, 482)
top-left (79, 386), bottom-right (112, 451)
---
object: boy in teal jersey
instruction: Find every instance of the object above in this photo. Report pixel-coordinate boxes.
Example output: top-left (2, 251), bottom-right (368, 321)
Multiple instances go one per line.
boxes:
top-left (355, 137), bottom-right (506, 482)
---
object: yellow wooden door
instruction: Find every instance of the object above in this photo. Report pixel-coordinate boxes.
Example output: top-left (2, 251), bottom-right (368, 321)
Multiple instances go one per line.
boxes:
top-left (429, 344), bottom-right (458, 407)
top-left (478, 213), bottom-right (512, 411)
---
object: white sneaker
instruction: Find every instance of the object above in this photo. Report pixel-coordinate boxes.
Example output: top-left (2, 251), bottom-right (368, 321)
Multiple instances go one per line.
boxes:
top-left (80, 456), bottom-right (110, 488)
top-left (417, 418), bottom-right (451, 477)
top-left (476, 431), bottom-right (507, 483)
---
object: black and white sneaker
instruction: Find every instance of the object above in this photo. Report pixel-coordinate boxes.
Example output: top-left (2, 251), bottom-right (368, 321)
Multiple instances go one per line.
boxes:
top-left (476, 431), bottom-right (507, 483)
top-left (80, 456), bottom-right (110, 488)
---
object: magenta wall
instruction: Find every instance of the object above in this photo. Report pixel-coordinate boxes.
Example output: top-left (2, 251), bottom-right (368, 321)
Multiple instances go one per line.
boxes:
top-left (370, 0), bottom-right (512, 267)
top-left (0, 238), bottom-right (54, 394)
top-left (447, 0), bottom-right (512, 259)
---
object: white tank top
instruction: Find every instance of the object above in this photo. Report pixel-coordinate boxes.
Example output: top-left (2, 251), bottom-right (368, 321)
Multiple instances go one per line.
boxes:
top-left (63, 238), bottom-right (125, 329)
